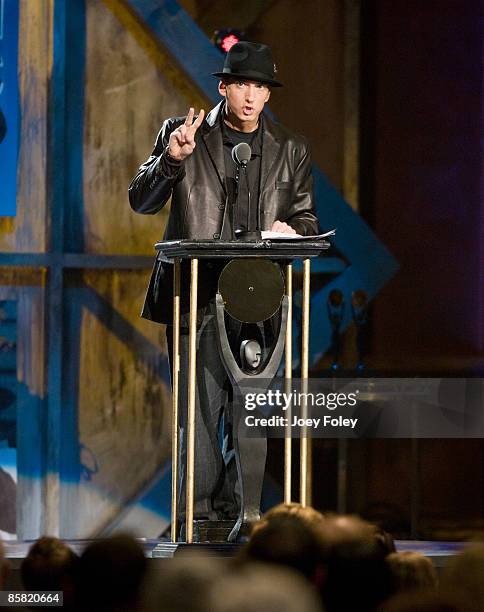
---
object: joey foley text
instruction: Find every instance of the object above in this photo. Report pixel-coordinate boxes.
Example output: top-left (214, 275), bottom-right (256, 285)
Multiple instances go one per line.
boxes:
top-left (243, 389), bottom-right (360, 431)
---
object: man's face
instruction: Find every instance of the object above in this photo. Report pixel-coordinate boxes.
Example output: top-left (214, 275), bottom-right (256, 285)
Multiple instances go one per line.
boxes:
top-left (218, 79), bottom-right (271, 126)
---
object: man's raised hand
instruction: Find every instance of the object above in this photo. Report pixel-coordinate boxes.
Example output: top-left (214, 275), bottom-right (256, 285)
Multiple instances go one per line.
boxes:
top-left (167, 107), bottom-right (205, 161)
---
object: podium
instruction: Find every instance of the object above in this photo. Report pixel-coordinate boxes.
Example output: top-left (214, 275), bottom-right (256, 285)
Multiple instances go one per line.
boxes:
top-left (155, 238), bottom-right (330, 544)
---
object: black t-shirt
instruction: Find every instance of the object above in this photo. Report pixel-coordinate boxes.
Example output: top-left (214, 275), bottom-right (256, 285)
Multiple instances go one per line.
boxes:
top-left (222, 114), bottom-right (262, 234)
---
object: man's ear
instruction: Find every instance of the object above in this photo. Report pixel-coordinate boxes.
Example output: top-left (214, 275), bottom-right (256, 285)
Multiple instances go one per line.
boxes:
top-left (265, 89), bottom-right (271, 103)
top-left (218, 80), bottom-right (227, 97)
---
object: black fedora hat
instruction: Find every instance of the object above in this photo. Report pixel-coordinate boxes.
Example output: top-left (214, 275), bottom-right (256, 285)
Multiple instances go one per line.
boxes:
top-left (213, 41), bottom-right (283, 87)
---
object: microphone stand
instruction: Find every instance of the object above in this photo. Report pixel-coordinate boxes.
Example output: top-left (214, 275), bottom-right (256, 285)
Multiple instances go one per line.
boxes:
top-left (235, 161), bottom-right (261, 241)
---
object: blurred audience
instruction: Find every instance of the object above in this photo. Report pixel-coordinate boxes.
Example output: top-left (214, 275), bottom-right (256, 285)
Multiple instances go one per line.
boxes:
top-left (21, 537), bottom-right (78, 607)
top-left (378, 590), bottom-right (468, 612)
top-left (442, 544), bottom-right (484, 612)
top-left (374, 526), bottom-right (396, 556)
top-left (21, 536), bottom-right (77, 589)
top-left (74, 534), bottom-right (147, 611)
top-left (4, 508), bottom-right (480, 612)
top-left (209, 563), bottom-right (323, 612)
top-left (255, 502), bottom-right (325, 531)
top-left (321, 514), bottom-right (395, 612)
top-left (238, 508), bottom-right (328, 586)
top-left (386, 551), bottom-right (438, 593)
top-left (142, 551), bottom-right (226, 612)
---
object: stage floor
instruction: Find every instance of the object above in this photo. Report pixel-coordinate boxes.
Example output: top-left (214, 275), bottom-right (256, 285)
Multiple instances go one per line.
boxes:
top-left (3, 538), bottom-right (467, 568)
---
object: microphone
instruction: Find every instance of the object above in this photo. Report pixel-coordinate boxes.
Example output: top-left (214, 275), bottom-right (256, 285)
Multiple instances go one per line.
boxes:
top-left (231, 142), bottom-right (251, 167)
top-left (231, 142), bottom-right (260, 241)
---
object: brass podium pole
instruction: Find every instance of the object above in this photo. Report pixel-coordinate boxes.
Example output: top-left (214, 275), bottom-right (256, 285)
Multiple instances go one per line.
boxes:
top-left (300, 258), bottom-right (311, 506)
top-left (186, 258), bottom-right (198, 543)
top-left (284, 264), bottom-right (293, 504)
top-left (171, 259), bottom-right (181, 542)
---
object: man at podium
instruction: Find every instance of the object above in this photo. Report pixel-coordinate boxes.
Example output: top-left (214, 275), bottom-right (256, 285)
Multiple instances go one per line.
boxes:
top-left (129, 42), bottom-right (319, 536)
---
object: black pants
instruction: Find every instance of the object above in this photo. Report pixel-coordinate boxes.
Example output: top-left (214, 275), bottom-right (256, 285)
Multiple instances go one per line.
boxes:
top-left (166, 303), bottom-right (269, 523)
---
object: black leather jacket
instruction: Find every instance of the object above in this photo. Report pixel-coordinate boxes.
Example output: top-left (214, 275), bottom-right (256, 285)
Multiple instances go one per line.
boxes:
top-left (129, 102), bottom-right (319, 323)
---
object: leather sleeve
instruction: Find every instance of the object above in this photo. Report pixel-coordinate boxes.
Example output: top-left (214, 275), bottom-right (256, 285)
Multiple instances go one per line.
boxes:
top-left (285, 139), bottom-right (320, 236)
top-left (128, 118), bottom-right (185, 215)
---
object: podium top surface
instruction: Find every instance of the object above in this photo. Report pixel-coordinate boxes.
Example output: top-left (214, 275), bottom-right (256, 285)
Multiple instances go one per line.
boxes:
top-left (155, 239), bottom-right (330, 260)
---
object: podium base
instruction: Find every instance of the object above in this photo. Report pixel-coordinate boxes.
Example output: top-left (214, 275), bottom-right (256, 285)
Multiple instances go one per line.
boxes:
top-left (153, 520), bottom-right (243, 557)
top-left (179, 519), bottom-right (235, 543)
top-left (152, 541), bottom-right (240, 558)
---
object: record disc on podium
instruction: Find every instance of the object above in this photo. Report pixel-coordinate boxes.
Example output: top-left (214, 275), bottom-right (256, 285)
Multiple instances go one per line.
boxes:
top-left (218, 259), bottom-right (284, 323)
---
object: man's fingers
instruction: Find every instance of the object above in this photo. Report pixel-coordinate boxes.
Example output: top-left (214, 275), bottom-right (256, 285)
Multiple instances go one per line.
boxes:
top-left (184, 107), bottom-right (194, 126)
top-left (173, 131), bottom-right (185, 148)
top-left (192, 109), bottom-right (205, 130)
top-left (172, 108), bottom-right (204, 158)
top-left (280, 222), bottom-right (297, 234)
top-left (183, 125), bottom-right (195, 146)
top-left (178, 125), bottom-right (188, 143)
top-left (186, 109), bottom-right (205, 141)
top-left (271, 220), bottom-right (297, 234)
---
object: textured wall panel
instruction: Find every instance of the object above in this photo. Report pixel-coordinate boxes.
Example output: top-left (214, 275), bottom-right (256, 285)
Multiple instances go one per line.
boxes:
top-left (0, 1), bottom-right (52, 252)
top-left (83, 0), bottom-right (196, 254)
top-left (71, 269), bottom-right (170, 536)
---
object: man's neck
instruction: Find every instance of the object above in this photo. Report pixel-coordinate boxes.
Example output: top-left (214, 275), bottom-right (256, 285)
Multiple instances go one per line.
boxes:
top-left (223, 106), bottom-right (259, 133)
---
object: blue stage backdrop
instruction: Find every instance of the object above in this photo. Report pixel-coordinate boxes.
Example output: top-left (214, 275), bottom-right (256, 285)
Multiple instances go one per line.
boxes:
top-left (0, 0), bottom-right (19, 216)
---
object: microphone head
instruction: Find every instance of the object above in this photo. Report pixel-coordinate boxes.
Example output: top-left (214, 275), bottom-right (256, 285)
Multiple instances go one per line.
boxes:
top-left (232, 142), bottom-right (252, 166)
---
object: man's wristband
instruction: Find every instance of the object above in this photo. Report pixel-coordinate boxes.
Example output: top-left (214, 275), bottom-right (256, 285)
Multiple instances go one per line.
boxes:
top-left (164, 145), bottom-right (182, 166)
top-left (156, 146), bottom-right (183, 179)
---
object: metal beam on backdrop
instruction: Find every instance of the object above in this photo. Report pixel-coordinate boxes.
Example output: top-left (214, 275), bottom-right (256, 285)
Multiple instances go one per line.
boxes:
top-left (105, 0), bottom-right (222, 100)
top-left (78, 284), bottom-right (170, 385)
top-left (0, 253), bottom-right (346, 273)
top-left (304, 167), bottom-right (398, 363)
top-left (64, 0), bottom-right (87, 255)
top-left (43, 0), bottom-right (86, 536)
top-left (101, 0), bottom-right (208, 109)
top-left (0, 0), bottom-right (20, 216)
top-left (44, 0), bottom-right (67, 537)
top-left (110, 0), bottom-right (399, 363)
top-left (59, 282), bottom-right (171, 537)
top-left (0, 253), bottom-right (154, 268)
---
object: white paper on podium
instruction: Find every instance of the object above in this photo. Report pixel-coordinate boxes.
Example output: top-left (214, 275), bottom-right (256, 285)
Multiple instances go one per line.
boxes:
top-left (260, 228), bottom-right (336, 241)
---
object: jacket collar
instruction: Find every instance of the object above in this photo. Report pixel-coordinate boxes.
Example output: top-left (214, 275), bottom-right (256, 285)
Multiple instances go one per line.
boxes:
top-left (200, 101), bottom-right (283, 193)
top-left (200, 102), bottom-right (226, 191)
top-left (204, 101), bottom-right (224, 129)
top-left (259, 112), bottom-right (282, 192)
